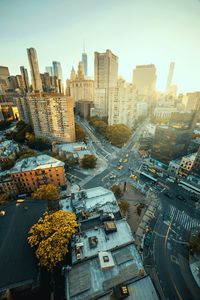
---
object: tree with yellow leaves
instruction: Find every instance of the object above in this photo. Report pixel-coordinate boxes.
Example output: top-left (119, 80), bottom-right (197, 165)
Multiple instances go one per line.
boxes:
top-left (32, 184), bottom-right (60, 211)
top-left (28, 210), bottom-right (78, 271)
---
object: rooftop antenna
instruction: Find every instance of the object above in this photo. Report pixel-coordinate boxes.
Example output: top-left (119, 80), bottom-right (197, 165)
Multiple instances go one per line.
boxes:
top-left (83, 39), bottom-right (86, 53)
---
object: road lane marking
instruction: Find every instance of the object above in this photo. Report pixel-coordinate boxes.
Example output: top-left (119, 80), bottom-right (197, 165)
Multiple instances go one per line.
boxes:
top-left (172, 282), bottom-right (183, 300)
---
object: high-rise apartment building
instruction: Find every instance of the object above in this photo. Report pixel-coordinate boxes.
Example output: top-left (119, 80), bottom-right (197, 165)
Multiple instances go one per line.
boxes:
top-left (28, 95), bottom-right (75, 143)
top-left (94, 49), bottom-right (118, 116)
top-left (165, 62), bottom-right (175, 94)
top-left (183, 92), bottom-right (200, 112)
top-left (20, 66), bottom-right (30, 92)
top-left (108, 78), bottom-right (136, 128)
top-left (152, 112), bottom-right (197, 163)
top-left (27, 48), bottom-right (43, 92)
top-left (132, 64), bottom-right (157, 96)
top-left (0, 66), bottom-right (10, 80)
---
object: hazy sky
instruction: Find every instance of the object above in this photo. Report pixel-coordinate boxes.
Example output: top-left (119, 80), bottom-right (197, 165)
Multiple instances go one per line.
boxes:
top-left (0, 0), bottom-right (200, 93)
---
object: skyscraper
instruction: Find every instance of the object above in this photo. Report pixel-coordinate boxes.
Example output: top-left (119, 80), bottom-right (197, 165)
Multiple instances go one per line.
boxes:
top-left (45, 66), bottom-right (53, 76)
top-left (52, 61), bottom-right (63, 81)
top-left (20, 66), bottom-right (30, 92)
top-left (82, 53), bottom-right (87, 77)
top-left (0, 66), bottom-right (10, 80)
top-left (94, 49), bottom-right (118, 116)
top-left (132, 64), bottom-right (157, 96)
top-left (165, 62), bottom-right (175, 94)
top-left (27, 48), bottom-right (43, 92)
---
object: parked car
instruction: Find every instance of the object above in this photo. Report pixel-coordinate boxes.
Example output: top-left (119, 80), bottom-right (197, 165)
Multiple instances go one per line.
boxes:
top-left (176, 194), bottom-right (185, 201)
top-left (144, 232), bottom-right (152, 247)
top-left (164, 192), bottom-right (173, 198)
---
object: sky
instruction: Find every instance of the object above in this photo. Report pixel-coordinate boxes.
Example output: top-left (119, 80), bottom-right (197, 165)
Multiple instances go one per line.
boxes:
top-left (0, 0), bottom-right (200, 93)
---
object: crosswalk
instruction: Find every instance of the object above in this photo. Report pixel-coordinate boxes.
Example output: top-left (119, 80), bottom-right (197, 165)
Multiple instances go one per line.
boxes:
top-left (168, 205), bottom-right (200, 231)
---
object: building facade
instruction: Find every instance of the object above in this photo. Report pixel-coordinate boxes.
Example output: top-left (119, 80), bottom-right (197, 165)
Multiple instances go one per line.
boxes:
top-left (10, 155), bottom-right (66, 194)
top-left (152, 112), bottom-right (197, 164)
top-left (108, 78), bottom-right (136, 128)
top-left (28, 95), bottom-right (76, 143)
top-left (94, 49), bottom-right (118, 116)
top-left (20, 66), bottom-right (30, 92)
top-left (132, 64), bottom-right (157, 96)
top-left (27, 48), bottom-right (43, 92)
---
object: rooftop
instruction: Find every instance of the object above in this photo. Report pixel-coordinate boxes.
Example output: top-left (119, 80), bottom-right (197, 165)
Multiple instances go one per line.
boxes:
top-left (0, 140), bottom-right (19, 157)
top-left (0, 200), bottom-right (47, 292)
top-left (61, 187), bottom-right (119, 221)
top-left (67, 243), bottom-right (155, 300)
top-left (10, 154), bottom-right (64, 173)
top-left (71, 219), bottom-right (134, 264)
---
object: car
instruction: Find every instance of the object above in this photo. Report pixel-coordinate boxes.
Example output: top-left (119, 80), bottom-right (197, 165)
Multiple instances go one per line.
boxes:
top-left (118, 165), bottom-right (124, 170)
top-left (16, 199), bottom-right (25, 203)
top-left (191, 195), bottom-right (198, 202)
top-left (176, 194), bottom-right (185, 201)
top-left (119, 159), bottom-right (123, 163)
top-left (109, 174), bottom-right (117, 179)
top-left (164, 192), bottom-right (172, 198)
top-left (0, 210), bottom-right (6, 216)
top-left (123, 159), bottom-right (128, 163)
top-left (130, 174), bottom-right (137, 180)
top-left (125, 154), bottom-right (129, 157)
top-left (144, 232), bottom-right (152, 247)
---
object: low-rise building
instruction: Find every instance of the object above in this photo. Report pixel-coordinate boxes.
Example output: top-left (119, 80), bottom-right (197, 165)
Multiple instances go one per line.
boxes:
top-left (61, 187), bottom-right (159, 300)
top-left (10, 154), bottom-right (66, 194)
top-left (0, 140), bottom-right (19, 163)
top-left (53, 142), bottom-right (91, 162)
top-left (0, 170), bottom-right (18, 197)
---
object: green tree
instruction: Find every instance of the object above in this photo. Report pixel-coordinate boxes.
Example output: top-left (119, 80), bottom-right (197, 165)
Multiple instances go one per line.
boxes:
top-left (17, 148), bottom-right (37, 160)
top-left (65, 156), bottom-right (78, 168)
top-left (106, 124), bottom-right (131, 147)
top-left (75, 123), bottom-right (86, 142)
top-left (189, 232), bottom-right (200, 253)
top-left (92, 120), bottom-right (108, 136)
top-left (119, 200), bottom-right (130, 216)
top-left (27, 210), bottom-right (78, 271)
top-left (81, 154), bottom-right (97, 169)
top-left (1, 158), bottom-right (15, 170)
top-left (111, 185), bottom-right (122, 198)
top-left (27, 138), bottom-right (51, 151)
top-left (32, 184), bottom-right (60, 211)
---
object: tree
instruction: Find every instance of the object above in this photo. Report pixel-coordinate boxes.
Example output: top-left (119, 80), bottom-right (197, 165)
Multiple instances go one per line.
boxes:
top-left (32, 184), bottom-right (60, 211)
top-left (27, 210), bottom-right (78, 271)
top-left (16, 148), bottom-right (37, 160)
top-left (92, 120), bottom-right (108, 136)
top-left (1, 158), bottom-right (15, 170)
top-left (105, 124), bottom-right (131, 147)
top-left (65, 156), bottom-right (78, 168)
top-left (75, 123), bottom-right (86, 142)
top-left (189, 232), bottom-right (200, 253)
top-left (111, 185), bottom-right (122, 198)
top-left (119, 200), bottom-right (130, 216)
top-left (27, 138), bottom-right (51, 151)
top-left (81, 154), bottom-right (97, 169)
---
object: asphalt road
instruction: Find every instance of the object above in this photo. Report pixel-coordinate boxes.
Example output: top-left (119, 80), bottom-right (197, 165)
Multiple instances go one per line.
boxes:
top-left (143, 187), bottom-right (200, 300)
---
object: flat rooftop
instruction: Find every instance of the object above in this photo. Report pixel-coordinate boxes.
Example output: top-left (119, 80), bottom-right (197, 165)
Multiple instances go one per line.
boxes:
top-left (0, 200), bottom-right (47, 292)
top-left (55, 142), bottom-right (87, 152)
top-left (67, 243), bottom-right (152, 300)
top-left (61, 187), bottom-right (120, 223)
top-left (10, 154), bottom-right (64, 173)
top-left (71, 219), bottom-right (134, 264)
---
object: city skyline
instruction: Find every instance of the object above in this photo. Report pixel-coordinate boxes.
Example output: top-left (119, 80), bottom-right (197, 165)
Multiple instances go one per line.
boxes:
top-left (1, 0), bottom-right (200, 93)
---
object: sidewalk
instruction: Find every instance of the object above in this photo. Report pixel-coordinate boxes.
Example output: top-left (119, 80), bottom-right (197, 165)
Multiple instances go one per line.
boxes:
top-left (190, 254), bottom-right (200, 288)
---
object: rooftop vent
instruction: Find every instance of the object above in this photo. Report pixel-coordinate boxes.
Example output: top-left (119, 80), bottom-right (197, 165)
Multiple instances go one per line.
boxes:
top-left (113, 284), bottom-right (130, 299)
top-left (104, 221), bottom-right (117, 234)
top-left (88, 236), bottom-right (98, 249)
top-left (98, 251), bottom-right (115, 270)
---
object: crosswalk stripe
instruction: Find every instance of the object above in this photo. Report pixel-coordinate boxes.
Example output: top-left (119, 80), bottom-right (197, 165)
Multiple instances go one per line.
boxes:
top-left (168, 205), bottom-right (199, 231)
